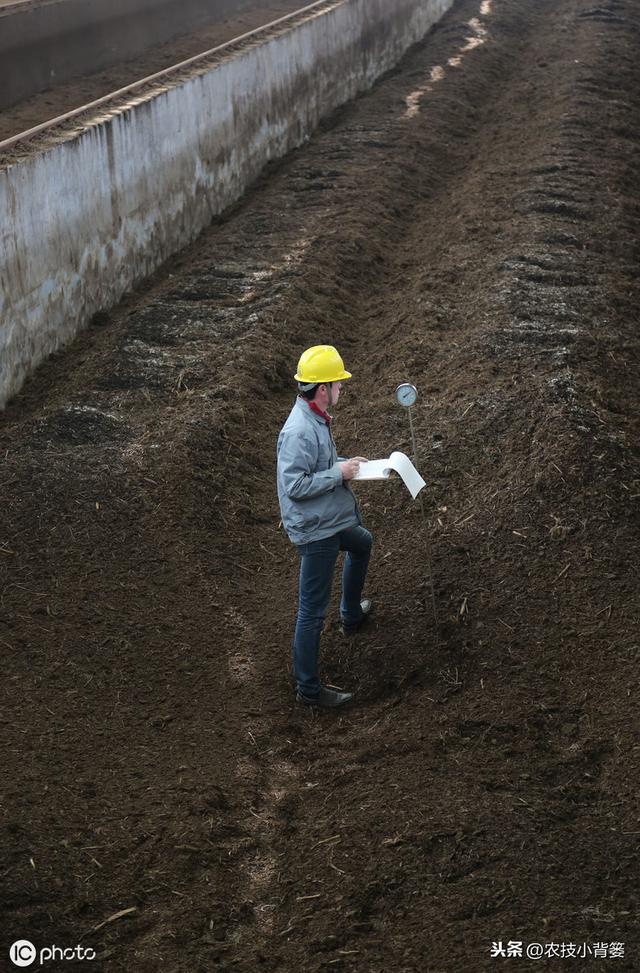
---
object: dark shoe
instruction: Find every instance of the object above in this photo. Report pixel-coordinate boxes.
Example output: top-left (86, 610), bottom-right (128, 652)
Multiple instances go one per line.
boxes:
top-left (341, 598), bottom-right (373, 636)
top-left (296, 686), bottom-right (354, 708)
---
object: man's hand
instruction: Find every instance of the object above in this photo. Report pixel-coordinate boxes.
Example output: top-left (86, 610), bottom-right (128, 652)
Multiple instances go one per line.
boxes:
top-left (340, 457), bottom-right (369, 480)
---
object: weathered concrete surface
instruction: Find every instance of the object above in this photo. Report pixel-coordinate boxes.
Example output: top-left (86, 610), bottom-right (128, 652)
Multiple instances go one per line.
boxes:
top-left (0, 0), bottom-right (281, 110)
top-left (0, 0), bottom-right (453, 408)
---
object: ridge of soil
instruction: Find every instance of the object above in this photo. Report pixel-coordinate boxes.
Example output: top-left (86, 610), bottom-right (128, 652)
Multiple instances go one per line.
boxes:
top-left (1, 0), bottom-right (639, 970)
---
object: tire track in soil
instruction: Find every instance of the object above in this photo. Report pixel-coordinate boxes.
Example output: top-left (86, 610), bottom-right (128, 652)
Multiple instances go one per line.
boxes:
top-left (1, 0), bottom-right (639, 969)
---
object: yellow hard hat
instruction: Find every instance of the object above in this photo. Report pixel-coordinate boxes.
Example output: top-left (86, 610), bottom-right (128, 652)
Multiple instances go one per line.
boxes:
top-left (294, 345), bottom-right (352, 384)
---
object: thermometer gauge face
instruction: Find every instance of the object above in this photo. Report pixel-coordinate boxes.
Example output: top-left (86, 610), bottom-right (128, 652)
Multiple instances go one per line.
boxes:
top-left (396, 383), bottom-right (418, 408)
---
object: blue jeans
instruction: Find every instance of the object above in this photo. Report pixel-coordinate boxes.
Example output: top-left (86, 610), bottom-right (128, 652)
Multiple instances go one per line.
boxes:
top-left (293, 525), bottom-right (373, 697)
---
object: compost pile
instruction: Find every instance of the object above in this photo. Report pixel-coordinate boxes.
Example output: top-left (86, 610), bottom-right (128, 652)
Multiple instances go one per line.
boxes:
top-left (1, 0), bottom-right (639, 970)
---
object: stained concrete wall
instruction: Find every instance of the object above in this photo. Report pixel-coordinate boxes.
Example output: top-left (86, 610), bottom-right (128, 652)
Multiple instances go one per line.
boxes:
top-left (0, 0), bottom-right (453, 407)
top-left (0, 0), bottom-right (281, 109)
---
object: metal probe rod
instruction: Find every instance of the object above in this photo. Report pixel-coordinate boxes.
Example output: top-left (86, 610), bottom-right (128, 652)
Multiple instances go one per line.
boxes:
top-left (407, 405), bottom-right (440, 632)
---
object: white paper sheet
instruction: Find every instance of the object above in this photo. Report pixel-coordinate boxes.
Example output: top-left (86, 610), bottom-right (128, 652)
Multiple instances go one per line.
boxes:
top-left (353, 450), bottom-right (426, 499)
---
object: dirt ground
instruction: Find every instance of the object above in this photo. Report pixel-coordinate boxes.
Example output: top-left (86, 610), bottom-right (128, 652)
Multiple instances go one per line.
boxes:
top-left (0, 0), bottom-right (308, 142)
top-left (1, 0), bottom-right (639, 970)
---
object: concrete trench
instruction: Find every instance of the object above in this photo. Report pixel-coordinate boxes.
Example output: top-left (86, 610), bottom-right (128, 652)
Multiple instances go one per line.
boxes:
top-left (0, 0), bottom-right (453, 409)
top-left (0, 0), bottom-right (287, 110)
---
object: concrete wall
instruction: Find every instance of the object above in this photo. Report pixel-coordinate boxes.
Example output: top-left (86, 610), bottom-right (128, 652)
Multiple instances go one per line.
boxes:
top-left (0, 0), bottom-right (453, 407)
top-left (0, 0), bottom-right (280, 110)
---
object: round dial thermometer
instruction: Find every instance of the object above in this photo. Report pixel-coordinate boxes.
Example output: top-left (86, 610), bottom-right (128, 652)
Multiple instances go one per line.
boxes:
top-left (396, 383), bottom-right (418, 408)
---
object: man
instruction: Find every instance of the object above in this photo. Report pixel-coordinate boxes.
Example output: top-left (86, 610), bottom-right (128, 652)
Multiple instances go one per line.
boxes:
top-left (277, 345), bottom-right (373, 708)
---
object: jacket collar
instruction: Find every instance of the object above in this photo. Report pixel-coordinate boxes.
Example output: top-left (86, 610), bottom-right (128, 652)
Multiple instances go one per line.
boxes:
top-left (296, 396), bottom-right (332, 424)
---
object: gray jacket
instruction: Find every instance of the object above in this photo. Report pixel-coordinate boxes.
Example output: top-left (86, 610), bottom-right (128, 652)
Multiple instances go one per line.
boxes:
top-left (277, 397), bottom-right (361, 545)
